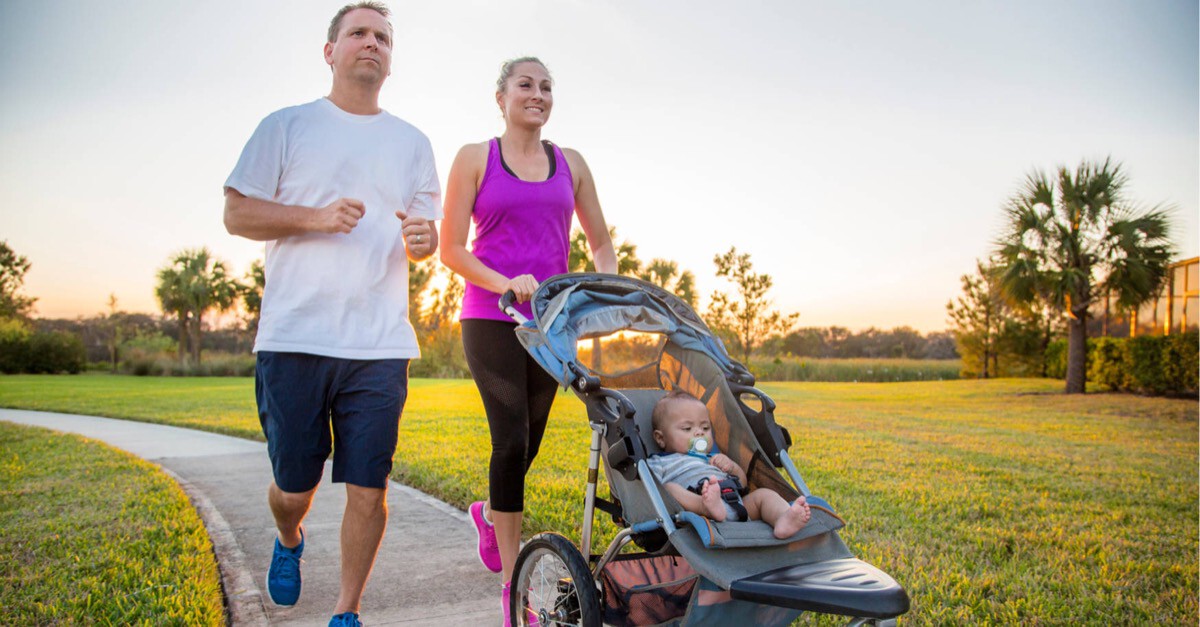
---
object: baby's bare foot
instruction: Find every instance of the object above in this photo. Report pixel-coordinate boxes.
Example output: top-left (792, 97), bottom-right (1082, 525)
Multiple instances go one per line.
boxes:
top-left (700, 477), bottom-right (727, 521)
top-left (773, 497), bottom-right (812, 539)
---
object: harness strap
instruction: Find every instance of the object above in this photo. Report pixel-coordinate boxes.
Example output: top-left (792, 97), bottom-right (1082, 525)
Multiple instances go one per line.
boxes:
top-left (716, 478), bottom-right (749, 522)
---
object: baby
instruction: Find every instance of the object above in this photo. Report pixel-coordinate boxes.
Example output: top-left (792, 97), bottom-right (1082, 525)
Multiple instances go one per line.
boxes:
top-left (646, 390), bottom-right (810, 539)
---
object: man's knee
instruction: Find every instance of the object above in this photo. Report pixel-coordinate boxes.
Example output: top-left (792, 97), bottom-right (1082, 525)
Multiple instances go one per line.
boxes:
top-left (270, 482), bottom-right (317, 509)
top-left (345, 484), bottom-right (388, 516)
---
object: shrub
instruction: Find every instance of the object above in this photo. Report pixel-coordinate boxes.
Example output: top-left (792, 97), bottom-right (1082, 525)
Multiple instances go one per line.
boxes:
top-left (0, 318), bottom-right (32, 374)
top-left (120, 331), bottom-right (178, 376)
top-left (1126, 336), bottom-right (1168, 395)
top-left (0, 323), bottom-right (85, 374)
top-left (26, 332), bottom-right (86, 374)
top-left (192, 352), bottom-right (255, 377)
top-left (123, 351), bottom-right (255, 377)
top-left (1162, 331), bottom-right (1199, 394)
top-left (1088, 337), bottom-right (1128, 391)
top-left (409, 324), bottom-right (468, 379)
top-left (0, 317), bottom-right (31, 342)
top-left (1046, 332), bottom-right (1198, 396)
top-left (121, 330), bottom-right (177, 355)
top-left (1044, 339), bottom-right (1068, 379)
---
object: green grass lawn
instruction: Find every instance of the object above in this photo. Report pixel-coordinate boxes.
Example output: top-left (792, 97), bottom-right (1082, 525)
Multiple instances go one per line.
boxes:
top-left (0, 420), bottom-right (224, 624)
top-left (1, 374), bottom-right (1196, 624)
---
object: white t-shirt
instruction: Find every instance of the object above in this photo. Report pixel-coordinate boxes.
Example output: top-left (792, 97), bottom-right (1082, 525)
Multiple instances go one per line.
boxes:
top-left (225, 98), bottom-right (442, 359)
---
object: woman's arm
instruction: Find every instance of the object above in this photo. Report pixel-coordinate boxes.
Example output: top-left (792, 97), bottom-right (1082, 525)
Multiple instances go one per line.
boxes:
top-left (439, 143), bottom-right (538, 301)
top-left (563, 148), bottom-right (617, 274)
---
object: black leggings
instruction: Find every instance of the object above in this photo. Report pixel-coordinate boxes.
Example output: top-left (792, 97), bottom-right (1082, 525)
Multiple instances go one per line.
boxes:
top-left (461, 318), bottom-right (559, 512)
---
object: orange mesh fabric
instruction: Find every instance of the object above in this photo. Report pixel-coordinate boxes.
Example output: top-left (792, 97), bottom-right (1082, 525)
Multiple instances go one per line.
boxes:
top-left (600, 554), bottom-right (699, 626)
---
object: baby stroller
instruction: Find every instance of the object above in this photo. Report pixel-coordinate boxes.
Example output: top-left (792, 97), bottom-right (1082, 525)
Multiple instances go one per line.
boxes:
top-left (501, 273), bottom-right (910, 626)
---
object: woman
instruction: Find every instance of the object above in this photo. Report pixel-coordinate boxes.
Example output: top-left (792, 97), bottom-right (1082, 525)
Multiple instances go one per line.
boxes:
top-left (439, 57), bottom-right (617, 623)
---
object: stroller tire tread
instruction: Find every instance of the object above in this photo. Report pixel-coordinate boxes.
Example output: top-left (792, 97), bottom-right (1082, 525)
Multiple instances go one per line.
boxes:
top-left (512, 532), bottom-right (602, 627)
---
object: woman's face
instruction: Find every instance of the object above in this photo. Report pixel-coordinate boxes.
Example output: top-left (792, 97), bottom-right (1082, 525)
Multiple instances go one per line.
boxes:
top-left (498, 62), bottom-right (553, 129)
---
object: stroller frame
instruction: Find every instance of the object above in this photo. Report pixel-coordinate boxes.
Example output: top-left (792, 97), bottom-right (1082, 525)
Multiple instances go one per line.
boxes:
top-left (502, 274), bottom-right (910, 627)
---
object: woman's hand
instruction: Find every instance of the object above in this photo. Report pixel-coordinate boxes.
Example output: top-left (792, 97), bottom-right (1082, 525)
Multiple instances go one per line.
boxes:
top-left (504, 274), bottom-right (539, 303)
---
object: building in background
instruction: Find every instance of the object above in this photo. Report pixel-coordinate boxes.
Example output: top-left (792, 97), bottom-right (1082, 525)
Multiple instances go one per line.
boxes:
top-left (1095, 257), bottom-right (1198, 338)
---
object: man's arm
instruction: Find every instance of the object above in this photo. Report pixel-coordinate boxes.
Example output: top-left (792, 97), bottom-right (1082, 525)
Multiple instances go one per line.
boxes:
top-left (224, 188), bottom-right (365, 241)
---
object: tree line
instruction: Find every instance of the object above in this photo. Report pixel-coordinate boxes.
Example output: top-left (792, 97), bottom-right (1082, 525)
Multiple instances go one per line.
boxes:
top-left (8, 156), bottom-right (1179, 393)
top-left (3, 226), bottom-right (970, 377)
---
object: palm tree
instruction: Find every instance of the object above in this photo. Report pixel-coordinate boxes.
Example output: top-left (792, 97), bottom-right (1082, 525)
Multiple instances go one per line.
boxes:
top-left (636, 258), bottom-right (697, 308)
top-left (994, 158), bottom-right (1174, 393)
top-left (156, 262), bottom-right (192, 363)
top-left (241, 259), bottom-right (265, 336)
top-left (156, 248), bottom-right (242, 364)
top-left (568, 226), bottom-right (640, 275)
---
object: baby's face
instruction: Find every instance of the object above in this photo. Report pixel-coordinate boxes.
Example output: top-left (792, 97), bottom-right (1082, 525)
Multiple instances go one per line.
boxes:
top-left (655, 401), bottom-right (713, 454)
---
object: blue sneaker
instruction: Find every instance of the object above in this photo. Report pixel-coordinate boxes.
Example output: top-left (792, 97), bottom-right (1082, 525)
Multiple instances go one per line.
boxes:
top-left (267, 527), bottom-right (304, 606)
top-left (329, 612), bottom-right (362, 627)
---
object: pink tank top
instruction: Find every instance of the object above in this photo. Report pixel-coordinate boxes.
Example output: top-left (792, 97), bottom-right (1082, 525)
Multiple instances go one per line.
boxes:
top-left (460, 138), bottom-right (575, 322)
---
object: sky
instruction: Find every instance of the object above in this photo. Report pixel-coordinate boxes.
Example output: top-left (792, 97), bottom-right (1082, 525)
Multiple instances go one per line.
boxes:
top-left (1, 0), bottom-right (1196, 332)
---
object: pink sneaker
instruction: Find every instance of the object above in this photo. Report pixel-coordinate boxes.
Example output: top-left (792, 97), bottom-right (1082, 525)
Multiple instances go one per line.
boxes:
top-left (502, 582), bottom-right (540, 627)
top-left (470, 501), bottom-right (502, 573)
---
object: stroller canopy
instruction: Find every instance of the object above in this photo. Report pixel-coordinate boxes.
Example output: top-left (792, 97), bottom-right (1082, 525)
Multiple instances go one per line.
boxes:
top-left (514, 273), bottom-right (754, 389)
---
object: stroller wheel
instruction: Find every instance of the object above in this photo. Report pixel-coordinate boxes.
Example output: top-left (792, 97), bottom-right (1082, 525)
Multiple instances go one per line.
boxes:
top-left (511, 532), bottom-right (601, 627)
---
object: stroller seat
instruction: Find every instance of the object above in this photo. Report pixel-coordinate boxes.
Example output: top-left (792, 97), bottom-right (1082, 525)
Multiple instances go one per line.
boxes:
top-left (597, 389), bottom-right (845, 550)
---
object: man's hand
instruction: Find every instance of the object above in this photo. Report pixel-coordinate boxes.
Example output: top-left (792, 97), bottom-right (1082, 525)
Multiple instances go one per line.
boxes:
top-left (314, 198), bottom-right (365, 234)
top-left (397, 210), bottom-right (435, 259)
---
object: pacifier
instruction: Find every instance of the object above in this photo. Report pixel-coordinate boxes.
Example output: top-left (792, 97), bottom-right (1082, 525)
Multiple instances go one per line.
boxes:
top-left (687, 436), bottom-right (710, 458)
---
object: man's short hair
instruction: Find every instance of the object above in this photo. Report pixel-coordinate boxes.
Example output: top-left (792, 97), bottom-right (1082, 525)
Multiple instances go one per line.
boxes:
top-left (651, 389), bottom-right (704, 432)
top-left (328, 1), bottom-right (391, 43)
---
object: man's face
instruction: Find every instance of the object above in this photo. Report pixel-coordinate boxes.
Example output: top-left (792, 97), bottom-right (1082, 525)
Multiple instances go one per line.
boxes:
top-left (324, 8), bottom-right (393, 86)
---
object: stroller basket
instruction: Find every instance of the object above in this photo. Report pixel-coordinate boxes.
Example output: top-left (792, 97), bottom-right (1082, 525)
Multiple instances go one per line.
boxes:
top-left (600, 554), bottom-right (698, 627)
top-left (503, 274), bottom-right (910, 626)
top-left (600, 553), bottom-right (806, 627)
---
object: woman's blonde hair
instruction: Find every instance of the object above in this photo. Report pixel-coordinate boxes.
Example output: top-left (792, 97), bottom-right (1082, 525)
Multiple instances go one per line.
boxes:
top-left (496, 57), bottom-right (552, 93)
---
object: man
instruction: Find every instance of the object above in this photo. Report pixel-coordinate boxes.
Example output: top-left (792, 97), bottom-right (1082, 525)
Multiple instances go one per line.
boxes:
top-left (223, 3), bottom-right (438, 626)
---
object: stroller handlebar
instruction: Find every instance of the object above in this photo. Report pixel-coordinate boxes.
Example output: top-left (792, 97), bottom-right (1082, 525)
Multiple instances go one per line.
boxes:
top-left (590, 387), bottom-right (636, 423)
top-left (498, 290), bottom-right (529, 325)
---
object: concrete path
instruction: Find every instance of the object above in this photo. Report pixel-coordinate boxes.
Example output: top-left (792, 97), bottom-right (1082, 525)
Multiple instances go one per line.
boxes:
top-left (0, 409), bottom-right (499, 626)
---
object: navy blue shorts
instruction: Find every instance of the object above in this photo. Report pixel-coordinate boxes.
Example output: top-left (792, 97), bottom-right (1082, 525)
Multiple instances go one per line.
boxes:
top-left (255, 351), bottom-right (409, 492)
